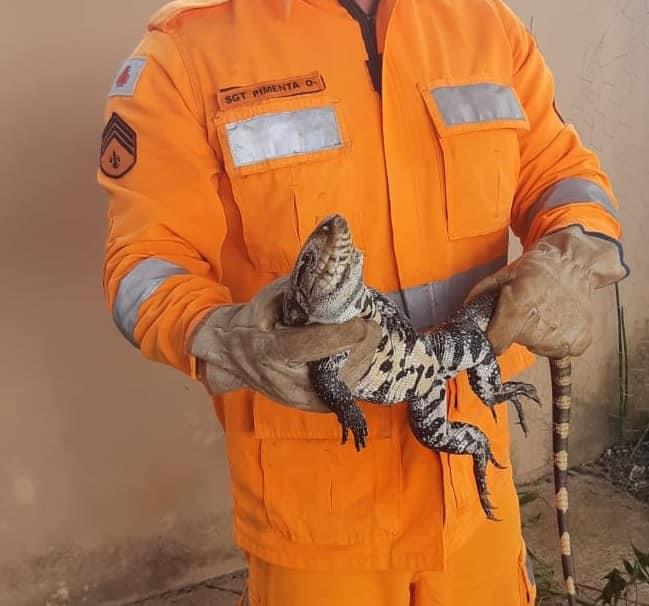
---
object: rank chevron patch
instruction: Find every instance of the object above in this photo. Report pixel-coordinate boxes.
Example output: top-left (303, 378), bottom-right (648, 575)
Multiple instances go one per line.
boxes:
top-left (100, 113), bottom-right (137, 179)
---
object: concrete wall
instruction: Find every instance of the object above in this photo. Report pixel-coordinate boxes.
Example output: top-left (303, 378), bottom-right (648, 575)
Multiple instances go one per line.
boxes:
top-left (0, 3), bottom-right (243, 606)
top-left (506, 0), bottom-right (649, 481)
top-left (0, 1), bottom-right (647, 604)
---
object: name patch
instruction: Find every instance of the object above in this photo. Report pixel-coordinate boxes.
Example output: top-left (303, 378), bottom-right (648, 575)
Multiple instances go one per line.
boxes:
top-left (218, 72), bottom-right (326, 108)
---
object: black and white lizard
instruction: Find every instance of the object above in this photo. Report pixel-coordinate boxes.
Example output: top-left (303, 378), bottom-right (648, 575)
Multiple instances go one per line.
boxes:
top-left (282, 214), bottom-right (577, 606)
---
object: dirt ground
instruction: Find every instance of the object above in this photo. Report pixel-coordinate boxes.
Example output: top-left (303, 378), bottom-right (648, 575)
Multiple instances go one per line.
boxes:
top-left (125, 570), bottom-right (246, 606)
top-left (520, 471), bottom-right (649, 605)
top-left (127, 472), bottom-right (649, 606)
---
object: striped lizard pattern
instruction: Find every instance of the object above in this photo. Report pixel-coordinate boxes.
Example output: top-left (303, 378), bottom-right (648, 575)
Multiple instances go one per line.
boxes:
top-left (282, 214), bottom-right (576, 605)
top-left (551, 357), bottom-right (577, 605)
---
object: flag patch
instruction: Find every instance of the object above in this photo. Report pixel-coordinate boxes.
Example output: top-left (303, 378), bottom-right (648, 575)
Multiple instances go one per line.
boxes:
top-left (100, 113), bottom-right (137, 179)
top-left (109, 57), bottom-right (147, 97)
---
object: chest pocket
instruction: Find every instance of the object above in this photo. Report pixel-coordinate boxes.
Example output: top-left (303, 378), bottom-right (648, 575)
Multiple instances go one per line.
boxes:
top-left (420, 80), bottom-right (530, 240)
top-left (213, 96), bottom-right (361, 273)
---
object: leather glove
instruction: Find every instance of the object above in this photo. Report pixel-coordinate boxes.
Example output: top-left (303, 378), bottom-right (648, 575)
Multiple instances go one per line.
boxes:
top-left (466, 226), bottom-right (628, 358)
top-left (189, 276), bottom-right (382, 412)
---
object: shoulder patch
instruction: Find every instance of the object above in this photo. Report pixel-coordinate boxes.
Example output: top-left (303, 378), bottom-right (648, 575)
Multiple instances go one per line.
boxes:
top-left (109, 57), bottom-right (147, 97)
top-left (100, 113), bottom-right (137, 179)
top-left (148, 0), bottom-right (229, 31)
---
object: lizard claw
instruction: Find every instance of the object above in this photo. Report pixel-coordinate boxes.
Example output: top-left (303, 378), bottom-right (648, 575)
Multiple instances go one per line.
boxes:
top-left (478, 487), bottom-right (502, 521)
top-left (495, 382), bottom-right (540, 436)
top-left (484, 508), bottom-right (502, 523)
top-left (489, 450), bottom-right (507, 470)
top-left (338, 406), bottom-right (368, 451)
top-left (509, 396), bottom-right (529, 437)
top-left (473, 445), bottom-right (506, 520)
top-left (490, 407), bottom-right (499, 423)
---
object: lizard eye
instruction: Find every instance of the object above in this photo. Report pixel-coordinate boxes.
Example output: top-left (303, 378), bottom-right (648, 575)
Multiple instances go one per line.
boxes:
top-left (285, 300), bottom-right (309, 325)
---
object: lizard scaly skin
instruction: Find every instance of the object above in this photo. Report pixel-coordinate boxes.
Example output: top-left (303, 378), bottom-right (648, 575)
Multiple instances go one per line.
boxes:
top-left (551, 357), bottom-right (577, 606)
top-left (283, 214), bottom-right (577, 605)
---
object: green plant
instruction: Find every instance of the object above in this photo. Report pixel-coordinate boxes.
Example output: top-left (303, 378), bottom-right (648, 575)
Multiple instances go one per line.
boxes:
top-left (530, 545), bottom-right (649, 605)
top-left (615, 282), bottom-right (629, 441)
top-left (595, 545), bottom-right (649, 605)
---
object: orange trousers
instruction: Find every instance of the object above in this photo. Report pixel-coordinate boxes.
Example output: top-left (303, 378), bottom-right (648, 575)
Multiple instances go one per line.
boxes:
top-left (238, 511), bottom-right (536, 606)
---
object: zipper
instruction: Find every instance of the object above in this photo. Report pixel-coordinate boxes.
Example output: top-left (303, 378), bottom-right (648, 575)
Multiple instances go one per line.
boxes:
top-left (338, 0), bottom-right (382, 93)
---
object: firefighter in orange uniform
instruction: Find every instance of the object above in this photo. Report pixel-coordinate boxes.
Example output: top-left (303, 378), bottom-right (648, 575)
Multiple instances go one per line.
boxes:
top-left (98, 1), bottom-right (628, 604)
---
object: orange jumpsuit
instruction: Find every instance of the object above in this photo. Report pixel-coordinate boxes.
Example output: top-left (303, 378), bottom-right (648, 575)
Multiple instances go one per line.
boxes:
top-left (98, 1), bottom-right (623, 603)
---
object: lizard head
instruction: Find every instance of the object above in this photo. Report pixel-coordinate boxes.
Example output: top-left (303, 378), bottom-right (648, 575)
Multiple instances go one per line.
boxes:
top-left (283, 214), bottom-right (365, 325)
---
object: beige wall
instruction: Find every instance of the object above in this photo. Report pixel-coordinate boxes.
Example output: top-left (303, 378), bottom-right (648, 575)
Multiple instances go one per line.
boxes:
top-left (1, 3), bottom-right (243, 606)
top-left (506, 0), bottom-right (649, 480)
top-left (1, 1), bottom-right (647, 605)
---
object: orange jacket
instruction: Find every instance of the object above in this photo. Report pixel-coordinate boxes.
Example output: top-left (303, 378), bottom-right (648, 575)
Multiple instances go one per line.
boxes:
top-left (98, 0), bottom-right (622, 571)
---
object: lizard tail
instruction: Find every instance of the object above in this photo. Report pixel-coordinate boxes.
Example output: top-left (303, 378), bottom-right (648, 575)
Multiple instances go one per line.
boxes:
top-left (550, 356), bottom-right (577, 606)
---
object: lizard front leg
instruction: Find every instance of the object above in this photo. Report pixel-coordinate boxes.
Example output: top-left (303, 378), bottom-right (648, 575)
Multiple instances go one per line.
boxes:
top-left (308, 353), bottom-right (368, 451)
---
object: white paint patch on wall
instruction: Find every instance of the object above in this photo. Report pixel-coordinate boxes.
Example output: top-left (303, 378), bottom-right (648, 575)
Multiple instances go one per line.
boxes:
top-left (45, 584), bottom-right (70, 606)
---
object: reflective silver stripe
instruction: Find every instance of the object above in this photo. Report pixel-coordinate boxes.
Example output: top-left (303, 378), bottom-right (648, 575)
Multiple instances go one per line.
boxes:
top-left (431, 83), bottom-right (525, 127)
top-left (226, 107), bottom-right (342, 167)
top-left (386, 256), bottom-right (507, 330)
top-left (522, 177), bottom-right (617, 234)
top-left (113, 258), bottom-right (187, 346)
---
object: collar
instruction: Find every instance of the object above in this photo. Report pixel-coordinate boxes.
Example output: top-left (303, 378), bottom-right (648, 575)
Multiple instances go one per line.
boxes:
top-left (275, 0), bottom-right (389, 18)
top-left (275, 0), bottom-right (395, 53)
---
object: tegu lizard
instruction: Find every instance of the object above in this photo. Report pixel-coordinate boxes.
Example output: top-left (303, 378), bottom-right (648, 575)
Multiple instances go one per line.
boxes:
top-left (282, 214), bottom-right (577, 606)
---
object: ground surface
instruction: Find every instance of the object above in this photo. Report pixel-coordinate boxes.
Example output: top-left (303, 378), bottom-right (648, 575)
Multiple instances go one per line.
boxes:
top-left (126, 472), bottom-right (649, 606)
top-left (585, 440), bottom-right (649, 505)
top-left (126, 570), bottom-right (246, 606)
top-left (521, 471), bottom-right (649, 605)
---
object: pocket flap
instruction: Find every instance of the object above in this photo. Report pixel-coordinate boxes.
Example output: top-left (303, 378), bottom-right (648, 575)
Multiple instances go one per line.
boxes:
top-left (420, 80), bottom-right (530, 137)
top-left (253, 392), bottom-right (392, 440)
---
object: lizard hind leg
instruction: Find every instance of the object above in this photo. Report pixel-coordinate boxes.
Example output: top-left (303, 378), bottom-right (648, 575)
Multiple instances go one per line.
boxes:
top-left (467, 356), bottom-right (541, 436)
top-left (498, 381), bottom-right (542, 436)
top-left (447, 420), bottom-right (506, 521)
top-left (308, 353), bottom-right (368, 451)
top-left (408, 386), bottom-right (505, 521)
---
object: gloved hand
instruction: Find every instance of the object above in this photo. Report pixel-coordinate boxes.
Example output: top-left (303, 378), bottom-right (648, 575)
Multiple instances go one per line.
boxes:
top-left (189, 276), bottom-right (382, 412)
top-left (466, 226), bottom-right (628, 358)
